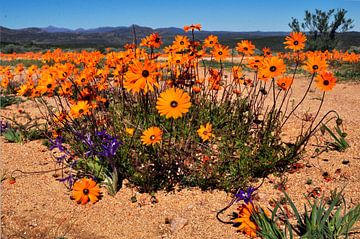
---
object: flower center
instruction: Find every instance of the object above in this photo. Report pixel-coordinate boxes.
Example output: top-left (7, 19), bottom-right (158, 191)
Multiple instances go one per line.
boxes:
top-left (323, 80), bottom-right (329, 86)
top-left (312, 65), bottom-right (318, 70)
top-left (281, 82), bottom-right (286, 86)
top-left (270, 66), bottom-right (277, 72)
top-left (209, 41), bottom-right (213, 44)
top-left (47, 83), bottom-right (53, 89)
top-left (293, 40), bottom-right (299, 45)
top-left (176, 60), bottom-right (181, 63)
top-left (155, 38), bottom-right (160, 43)
top-left (180, 41), bottom-right (184, 45)
top-left (78, 109), bottom-right (84, 114)
top-left (218, 51), bottom-right (223, 55)
top-left (150, 135), bottom-right (156, 140)
top-left (170, 101), bottom-right (178, 108)
top-left (244, 47), bottom-right (248, 51)
top-left (83, 189), bottom-right (89, 195)
top-left (203, 130), bottom-right (208, 135)
top-left (142, 70), bottom-right (150, 77)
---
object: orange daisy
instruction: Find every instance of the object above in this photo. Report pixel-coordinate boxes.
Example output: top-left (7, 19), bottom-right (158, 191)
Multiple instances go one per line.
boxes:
top-left (212, 44), bottom-right (230, 62)
top-left (284, 32), bottom-right (307, 51)
top-left (277, 76), bottom-right (293, 90)
top-left (234, 203), bottom-right (258, 238)
top-left (197, 123), bottom-right (214, 142)
top-left (72, 178), bottom-right (101, 205)
top-left (303, 54), bottom-right (327, 74)
top-left (173, 35), bottom-right (190, 52)
top-left (259, 56), bottom-right (286, 79)
top-left (70, 101), bottom-right (90, 118)
top-left (141, 127), bottom-right (163, 146)
top-left (236, 40), bottom-right (255, 56)
top-left (316, 71), bottom-right (336, 91)
top-left (204, 35), bottom-right (219, 48)
top-left (156, 88), bottom-right (191, 119)
top-left (124, 60), bottom-right (159, 94)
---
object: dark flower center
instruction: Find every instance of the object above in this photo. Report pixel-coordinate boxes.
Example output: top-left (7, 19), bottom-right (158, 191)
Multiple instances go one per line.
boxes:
top-left (78, 109), bottom-right (84, 114)
top-left (281, 82), bottom-right (286, 86)
top-left (293, 40), bottom-right (299, 45)
top-left (180, 41), bottom-right (184, 45)
top-left (209, 41), bottom-right (213, 44)
top-left (323, 80), bottom-right (329, 86)
top-left (270, 66), bottom-right (277, 72)
top-left (170, 101), bottom-right (178, 108)
top-left (47, 84), bottom-right (52, 89)
top-left (142, 70), bottom-right (150, 77)
top-left (244, 47), bottom-right (248, 51)
top-left (203, 130), bottom-right (208, 135)
top-left (150, 135), bottom-right (156, 140)
top-left (176, 60), bottom-right (181, 63)
top-left (218, 51), bottom-right (223, 55)
top-left (83, 189), bottom-right (89, 195)
top-left (81, 78), bottom-right (86, 82)
top-left (312, 65), bottom-right (318, 70)
top-left (155, 38), bottom-right (160, 43)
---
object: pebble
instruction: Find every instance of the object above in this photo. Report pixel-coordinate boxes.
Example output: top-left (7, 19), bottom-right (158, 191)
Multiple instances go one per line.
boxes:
top-left (170, 217), bottom-right (188, 233)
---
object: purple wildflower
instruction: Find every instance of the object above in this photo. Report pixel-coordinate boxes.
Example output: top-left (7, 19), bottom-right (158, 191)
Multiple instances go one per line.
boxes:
top-left (0, 120), bottom-right (9, 135)
top-left (235, 186), bottom-right (256, 204)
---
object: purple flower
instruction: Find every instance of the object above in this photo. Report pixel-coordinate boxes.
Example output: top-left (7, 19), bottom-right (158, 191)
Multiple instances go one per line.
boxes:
top-left (235, 186), bottom-right (256, 204)
top-left (80, 130), bottom-right (121, 160)
top-left (100, 138), bottom-right (121, 158)
top-left (49, 136), bottom-right (66, 152)
top-left (0, 120), bottom-right (9, 135)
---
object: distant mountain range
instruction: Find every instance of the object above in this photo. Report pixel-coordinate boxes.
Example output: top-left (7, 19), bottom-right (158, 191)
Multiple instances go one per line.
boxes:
top-left (1, 25), bottom-right (359, 52)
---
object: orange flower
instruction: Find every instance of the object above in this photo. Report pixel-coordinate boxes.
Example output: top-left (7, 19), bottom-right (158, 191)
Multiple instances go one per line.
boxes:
top-left (304, 54), bottom-right (327, 74)
top-left (212, 44), bottom-right (230, 62)
top-left (204, 35), bottom-right (218, 48)
top-left (72, 178), bottom-right (101, 205)
top-left (70, 101), bottom-right (90, 118)
top-left (316, 71), bottom-right (336, 91)
top-left (197, 123), bottom-right (214, 142)
top-left (236, 40), bottom-right (255, 56)
top-left (284, 32), bottom-right (307, 51)
top-left (156, 88), bottom-right (191, 119)
top-left (141, 126), bottom-right (162, 146)
top-left (183, 24), bottom-right (202, 32)
top-left (259, 56), bottom-right (286, 79)
top-left (124, 59), bottom-right (159, 94)
top-left (234, 203), bottom-right (258, 238)
top-left (173, 35), bottom-right (190, 52)
top-left (277, 76), bottom-right (293, 90)
top-left (125, 127), bottom-right (135, 136)
top-left (140, 32), bottom-right (162, 49)
top-left (262, 47), bottom-right (272, 57)
top-left (247, 56), bottom-right (263, 71)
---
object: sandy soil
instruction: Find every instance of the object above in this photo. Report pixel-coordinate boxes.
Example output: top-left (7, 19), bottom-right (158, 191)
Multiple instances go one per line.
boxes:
top-left (1, 74), bottom-right (360, 239)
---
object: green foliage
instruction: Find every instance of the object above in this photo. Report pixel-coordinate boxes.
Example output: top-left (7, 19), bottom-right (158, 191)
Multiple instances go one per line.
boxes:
top-left (289, 9), bottom-right (355, 51)
top-left (0, 95), bottom-right (23, 108)
top-left (3, 128), bottom-right (22, 143)
top-left (252, 204), bottom-right (292, 239)
top-left (321, 123), bottom-right (350, 152)
top-left (253, 189), bottom-right (360, 239)
top-left (332, 62), bottom-right (360, 82)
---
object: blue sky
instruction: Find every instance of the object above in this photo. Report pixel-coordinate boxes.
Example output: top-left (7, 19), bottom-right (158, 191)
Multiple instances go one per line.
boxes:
top-left (1, 0), bottom-right (359, 31)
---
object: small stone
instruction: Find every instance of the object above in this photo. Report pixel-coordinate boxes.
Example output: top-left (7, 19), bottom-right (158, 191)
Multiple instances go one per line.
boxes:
top-left (342, 159), bottom-right (350, 165)
top-left (170, 217), bottom-right (188, 233)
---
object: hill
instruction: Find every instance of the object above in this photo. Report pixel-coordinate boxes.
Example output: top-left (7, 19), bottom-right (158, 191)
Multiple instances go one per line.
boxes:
top-left (1, 25), bottom-right (359, 52)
